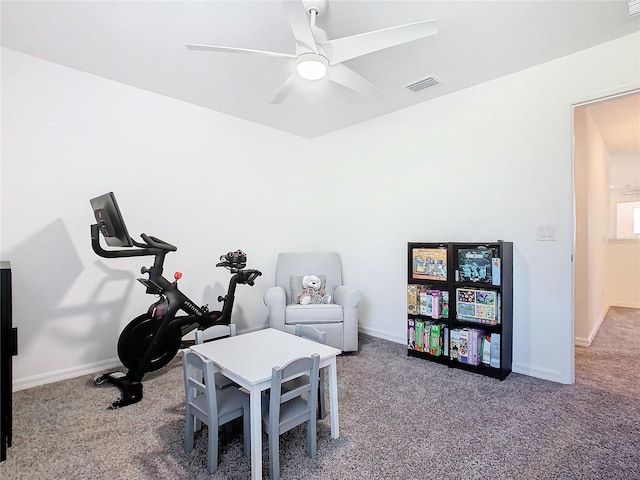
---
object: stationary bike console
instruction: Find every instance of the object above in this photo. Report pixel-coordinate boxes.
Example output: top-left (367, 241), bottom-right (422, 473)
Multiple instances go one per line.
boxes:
top-left (89, 192), bottom-right (261, 409)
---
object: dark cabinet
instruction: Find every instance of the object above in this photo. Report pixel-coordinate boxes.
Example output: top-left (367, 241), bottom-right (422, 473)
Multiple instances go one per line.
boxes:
top-left (407, 242), bottom-right (513, 380)
top-left (1, 261), bottom-right (17, 461)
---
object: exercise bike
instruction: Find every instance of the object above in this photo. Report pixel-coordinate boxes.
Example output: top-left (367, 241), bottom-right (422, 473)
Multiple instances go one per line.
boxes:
top-left (89, 192), bottom-right (261, 408)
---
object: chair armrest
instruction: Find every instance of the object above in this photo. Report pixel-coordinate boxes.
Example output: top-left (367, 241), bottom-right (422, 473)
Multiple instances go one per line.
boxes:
top-left (264, 286), bottom-right (287, 330)
top-left (334, 285), bottom-right (363, 352)
top-left (333, 285), bottom-right (363, 308)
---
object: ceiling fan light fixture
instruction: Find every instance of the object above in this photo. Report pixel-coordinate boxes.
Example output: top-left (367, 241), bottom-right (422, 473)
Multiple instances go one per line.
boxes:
top-left (296, 53), bottom-right (328, 80)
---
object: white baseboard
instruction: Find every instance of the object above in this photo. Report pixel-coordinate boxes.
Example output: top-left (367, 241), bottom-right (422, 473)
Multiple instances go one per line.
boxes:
top-left (14, 322), bottom-right (587, 391)
top-left (360, 327), bottom-right (570, 383)
top-left (13, 358), bottom-right (121, 392)
top-left (512, 362), bottom-right (568, 384)
top-left (574, 303), bottom-right (610, 347)
top-left (13, 325), bottom-right (272, 392)
top-left (358, 325), bottom-right (405, 345)
top-left (610, 301), bottom-right (640, 309)
top-left (574, 336), bottom-right (591, 347)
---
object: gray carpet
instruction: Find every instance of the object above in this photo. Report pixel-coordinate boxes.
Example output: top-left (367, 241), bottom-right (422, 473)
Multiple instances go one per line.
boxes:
top-left (1, 306), bottom-right (639, 479)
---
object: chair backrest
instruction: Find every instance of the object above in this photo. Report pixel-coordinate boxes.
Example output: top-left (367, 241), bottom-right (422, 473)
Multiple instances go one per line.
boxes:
top-left (294, 324), bottom-right (327, 345)
top-left (269, 354), bottom-right (320, 431)
top-left (194, 324), bottom-right (236, 345)
top-left (275, 252), bottom-right (343, 304)
top-left (183, 349), bottom-right (218, 422)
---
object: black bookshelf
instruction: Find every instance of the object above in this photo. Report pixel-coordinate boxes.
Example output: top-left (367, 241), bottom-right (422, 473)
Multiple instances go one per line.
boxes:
top-left (407, 241), bottom-right (513, 381)
top-left (1, 261), bottom-right (17, 462)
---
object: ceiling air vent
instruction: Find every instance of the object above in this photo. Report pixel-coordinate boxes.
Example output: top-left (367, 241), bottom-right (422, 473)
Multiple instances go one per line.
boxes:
top-left (406, 75), bottom-right (440, 93)
top-left (630, 0), bottom-right (640, 16)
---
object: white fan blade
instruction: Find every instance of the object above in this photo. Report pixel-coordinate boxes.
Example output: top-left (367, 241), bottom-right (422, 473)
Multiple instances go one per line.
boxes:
top-left (271, 72), bottom-right (298, 104)
top-left (185, 43), bottom-right (295, 59)
top-left (326, 63), bottom-right (382, 96)
top-left (281, 0), bottom-right (318, 54)
top-left (319, 19), bottom-right (438, 65)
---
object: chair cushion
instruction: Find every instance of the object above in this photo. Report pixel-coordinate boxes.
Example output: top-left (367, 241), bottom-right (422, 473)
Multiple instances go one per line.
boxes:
top-left (285, 303), bottom-right (343, 324)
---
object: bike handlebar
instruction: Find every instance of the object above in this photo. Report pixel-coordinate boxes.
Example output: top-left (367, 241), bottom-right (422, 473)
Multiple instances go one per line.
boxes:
top-left (91, 224), bottom-right (177, 259)
top-left (139, 233), bottom-right (177, 252)
top-left (239, 269), bottom-right (262, 286)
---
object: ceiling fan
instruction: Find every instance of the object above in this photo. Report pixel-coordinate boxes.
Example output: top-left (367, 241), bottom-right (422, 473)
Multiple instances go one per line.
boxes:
top-left (185, 0), bottom-right (438, 103)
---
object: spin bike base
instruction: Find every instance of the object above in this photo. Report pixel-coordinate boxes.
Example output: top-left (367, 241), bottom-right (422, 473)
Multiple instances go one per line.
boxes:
top-left (94, 371), bottom-right (143, 409)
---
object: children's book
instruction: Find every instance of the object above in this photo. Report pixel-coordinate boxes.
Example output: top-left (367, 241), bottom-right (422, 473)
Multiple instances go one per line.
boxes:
top-left (440, 291), bottom-right (449, 318)
top-left (491, 257), bottom-right (501, 286)
top-left (415, 321), bottom-right (425, 352)
top-left (481, 335), bottom-right (491, 365)
top-left (444, 327), bottom-right (449, 357)
top-left (412, 247), bottom-right (447, 281)
top-left (459, 329), bottom-right (469, 364)
top-left (490, 333), bottom-right (501, 368)
top-left (449, 329), bottom-right (460, 361)
top-left (407, 285), bottom-right (419, 315)
top-left (457, 248), bottom-right (494, 284)
top-left (431, 291), bottom-right (440, 319)
top-left (407, 319), bottom-right (416, 350)
top-left (467, 329), bottom-right (485, 366)
top-left (429, 323), bottom-right (442, 356)
top-left (418, 286), bottom-right (429, 315)
top-left (456, 288), bottom-right (499, 325)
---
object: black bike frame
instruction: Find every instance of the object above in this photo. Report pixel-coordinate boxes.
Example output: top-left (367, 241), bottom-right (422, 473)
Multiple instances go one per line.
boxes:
top-left (90, 223), bottom-right (260, 407)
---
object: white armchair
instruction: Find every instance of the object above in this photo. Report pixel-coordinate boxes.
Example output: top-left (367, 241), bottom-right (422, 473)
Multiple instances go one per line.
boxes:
top-left (263, 252), bottom-right (362, 352)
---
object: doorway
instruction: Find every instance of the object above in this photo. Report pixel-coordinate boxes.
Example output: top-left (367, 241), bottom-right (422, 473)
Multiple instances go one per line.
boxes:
top-left (572, 90), bottom-right (640, 380)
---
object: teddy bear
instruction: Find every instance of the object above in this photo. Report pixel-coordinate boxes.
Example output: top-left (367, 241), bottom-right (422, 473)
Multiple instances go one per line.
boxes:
top-left (297, 274), bottom-right (329, 305)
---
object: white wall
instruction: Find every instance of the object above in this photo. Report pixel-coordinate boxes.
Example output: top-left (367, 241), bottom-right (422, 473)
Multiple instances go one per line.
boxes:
top-left (574, 103), bottom-right (618, 346)
top-left (586, 108), bottom-right (611, 341)
top-left (2, 32), bottom-right (639, 389)
top-left (606, 241), bottom-right (640, 308)
top-left (573, 107), bottom-right (590, 344)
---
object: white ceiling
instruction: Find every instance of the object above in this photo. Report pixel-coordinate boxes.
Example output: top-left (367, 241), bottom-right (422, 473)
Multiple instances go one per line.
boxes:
top-left (1, 0), bottom-right (639, 139)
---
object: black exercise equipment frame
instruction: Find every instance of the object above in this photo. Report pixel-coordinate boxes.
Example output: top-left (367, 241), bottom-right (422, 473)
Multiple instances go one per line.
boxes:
top-left (90, 224), bottom-right (261, 409)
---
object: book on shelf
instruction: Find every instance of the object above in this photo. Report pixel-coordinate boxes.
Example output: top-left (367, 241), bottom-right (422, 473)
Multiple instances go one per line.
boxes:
top-left (490, 333), bottom-right (501, 368)
top-left (443, 327), bottom-right (449, 357)
top-left (431, 291), bottom-right (440, 319)
top-left (491, 257), bottom-right (501, 286)
top-left (449, 329), bottom-right (460, 361)
top-left (416, 287), bottom-right (449, 320)
top-left (481, 335), bottom-right (491, 365)
top-left (419, 286), bottom-right (431, 316)
top-left (412, 247), bottom-right (447, 281)
top-left (408, 319), bottom-right (416, 350)
top-left (429, 323), bottom-right (444, 356)
top-left (456, 247), bottom-right (500, 285)
top-left (441, 291), bottom-right (450, 318)
top-left (448, 327), bottom-right (485, 365)
top-left (456, 288), bottom-right (500, 325)
top-left (407, 285), bottom-right (419, 315)
top-left (415, 320), bottom-right (425, 352)
top-left (467, 328), bottom-right (485, 366)
top-left (459, 329), bottom-right (469, 364)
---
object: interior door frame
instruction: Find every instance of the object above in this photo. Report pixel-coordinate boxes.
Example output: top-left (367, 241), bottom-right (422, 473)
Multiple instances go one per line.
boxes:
top-left (570, 83), bottom-right (640, 384)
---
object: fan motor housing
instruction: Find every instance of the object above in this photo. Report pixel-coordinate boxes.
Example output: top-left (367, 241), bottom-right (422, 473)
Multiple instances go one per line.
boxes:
top-left (303, 0), bottom-right (328, 15)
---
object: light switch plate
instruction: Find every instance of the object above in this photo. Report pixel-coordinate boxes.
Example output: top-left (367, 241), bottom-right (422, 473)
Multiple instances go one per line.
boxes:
top-left (537, 224), bottom-right (556, 241)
